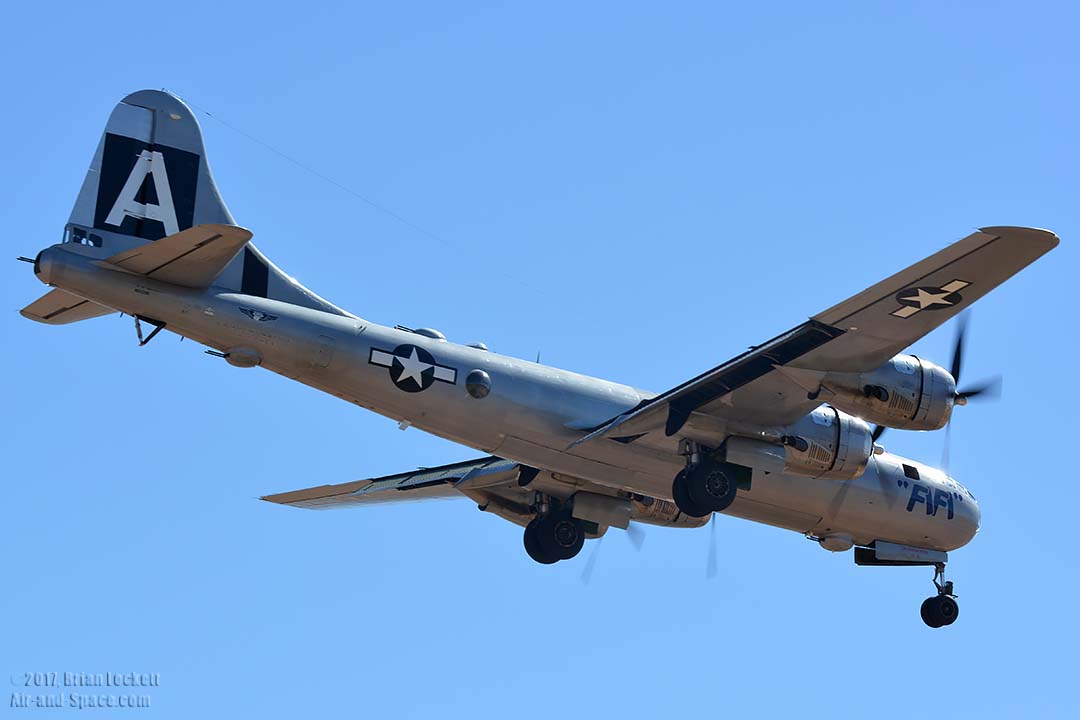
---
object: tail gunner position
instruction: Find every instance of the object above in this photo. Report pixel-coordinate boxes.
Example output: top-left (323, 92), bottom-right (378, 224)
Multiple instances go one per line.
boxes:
top-left (20, 91), bottom-right (1058, 628)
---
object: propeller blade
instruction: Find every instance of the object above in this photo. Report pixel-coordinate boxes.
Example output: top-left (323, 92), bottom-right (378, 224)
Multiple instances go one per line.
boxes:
top-left (940, 420), bottom-right (953, 475)
top-left (706, 515), bottom-right (719, 580)
top-left (871, 424), bottom-right (887, 442)
top-left (957, 375), bottom-right (1003, 401)
top-left (950, 313), bottom-right (969, 384)
top-left (825, 477), bottom-right (854, 523)
top-left (626, 522), bottom-right (646, 552)
top-left (580, 536), bottom-right (603, 585)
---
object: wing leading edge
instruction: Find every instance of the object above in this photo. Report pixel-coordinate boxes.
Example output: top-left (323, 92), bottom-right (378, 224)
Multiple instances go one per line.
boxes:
top-left (573, 226), bottom-right (1058, 446)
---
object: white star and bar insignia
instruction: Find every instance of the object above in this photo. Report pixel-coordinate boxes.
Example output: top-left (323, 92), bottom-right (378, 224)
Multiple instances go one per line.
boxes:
top-left (369, 344), bottom-right (457, 393)
top-left (891, 279), bottom-right (970, 319)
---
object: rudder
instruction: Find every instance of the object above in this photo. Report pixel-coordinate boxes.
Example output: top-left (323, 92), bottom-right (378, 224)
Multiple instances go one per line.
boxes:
top-left (63, 90), bottom-right (347, 316)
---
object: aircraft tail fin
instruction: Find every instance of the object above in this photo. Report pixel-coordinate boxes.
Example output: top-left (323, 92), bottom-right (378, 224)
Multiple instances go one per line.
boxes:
top-left (63, 90), bottom-right (349, 315)
top-left (21, 289), bottom-right (114, 325)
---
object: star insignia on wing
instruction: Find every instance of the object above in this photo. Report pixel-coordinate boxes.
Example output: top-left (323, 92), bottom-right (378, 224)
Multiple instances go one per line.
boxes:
top-left (891, 280), bottom-right (970, 319)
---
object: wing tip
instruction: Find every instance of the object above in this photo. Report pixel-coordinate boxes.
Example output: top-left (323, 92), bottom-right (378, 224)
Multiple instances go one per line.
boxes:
top-left (259, 491), bottom-right (314, 507)
top-left (979, 225), bottom-right (1060, 251)
top-left (197, 223), bottom-right (253, 241)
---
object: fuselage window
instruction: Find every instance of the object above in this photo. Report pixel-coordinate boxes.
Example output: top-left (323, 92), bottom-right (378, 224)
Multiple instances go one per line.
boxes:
top-left (65, 226), bottom-right (102, 247)
top-left (902, 464), bottom-right (920, 481)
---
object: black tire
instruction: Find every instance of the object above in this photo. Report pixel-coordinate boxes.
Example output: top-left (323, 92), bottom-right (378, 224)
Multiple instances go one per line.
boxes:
top-left (672, 469), bottom-right (711, 518)
top-left (920, 595), bottom-right (959, 628)
top-left (920, 597), bottom-right (943, 628)
top-left (537, 512), bottom-right (585, 560)
top-left (523, 520), bottom-right (558, 564)
top-left (938, 595), bottom-right (959, 626)
top-left (685, 461), bottom-right (739, 513)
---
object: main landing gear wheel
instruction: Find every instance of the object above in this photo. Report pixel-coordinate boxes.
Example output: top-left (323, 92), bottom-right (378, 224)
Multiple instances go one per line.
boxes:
top-left (523, 512), bottom-right (585, 564)
top-left (920, 563), bottom-right (960, 628)
top-left (523, 519), bottom-right (558, 564)
top-left (673, 461), bottom-right (739, 518)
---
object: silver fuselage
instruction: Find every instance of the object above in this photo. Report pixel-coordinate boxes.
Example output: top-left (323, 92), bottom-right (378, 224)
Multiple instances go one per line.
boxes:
top-left (34, 244), bottom-right (981, 552)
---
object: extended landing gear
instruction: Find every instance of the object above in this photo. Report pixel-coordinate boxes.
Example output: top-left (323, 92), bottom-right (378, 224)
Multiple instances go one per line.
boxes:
top-left (672, 454), bottom-right (742, 518)
top-left (523, 507), bottom-right (585, 565)
top-left (853, 541), bottom-right (961, 628)
top-left (921, 563), bottom-right (960, 628)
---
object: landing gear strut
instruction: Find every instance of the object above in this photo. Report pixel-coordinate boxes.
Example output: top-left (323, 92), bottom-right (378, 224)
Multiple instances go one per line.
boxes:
top-left (672, 445), bottom-right (742, 518)
top-left (854, 542), bottom-right (962, 628)
top-left (523, 499), bottom-right (585, 565)
top-left (920, 563), bottom-right (960, 628)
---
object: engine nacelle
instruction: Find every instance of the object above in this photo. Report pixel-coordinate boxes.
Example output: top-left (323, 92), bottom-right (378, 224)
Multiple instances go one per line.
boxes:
top-left (827, 354), bottom-right (956, 431)
top-left (726, 406), bottom-right (873, 480)
top-left (779, 405), bottom-right (874, 480)
top-left (630, 494), bottom-right (711, 528)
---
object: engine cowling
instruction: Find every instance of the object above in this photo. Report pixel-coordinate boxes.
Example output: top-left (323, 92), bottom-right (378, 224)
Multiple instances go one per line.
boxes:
top-left (779, 405), bottom-right (874, 480)
top-left (827, 354), bottom-right (956, 431)
top-left (630, 494), bottom-right (711, 528)
top-left (726, 406), bottom-right (873, 480)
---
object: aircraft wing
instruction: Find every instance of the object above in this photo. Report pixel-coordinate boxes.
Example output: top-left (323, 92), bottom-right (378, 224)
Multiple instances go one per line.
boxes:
top-left (573, 226), bottom-right (1058, 444)
top-left (102, 223), bottom-right (253, 288)
top-left (261, 456), bottom-right (521, 509)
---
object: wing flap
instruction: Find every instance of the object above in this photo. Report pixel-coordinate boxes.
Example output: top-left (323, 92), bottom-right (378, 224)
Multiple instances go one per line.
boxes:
top-left (102, 223), bottom-right (253, 288)
top-left (20, 289), bottom-right (114, 325)
top-left (261, 456), bottom-right (520, 510)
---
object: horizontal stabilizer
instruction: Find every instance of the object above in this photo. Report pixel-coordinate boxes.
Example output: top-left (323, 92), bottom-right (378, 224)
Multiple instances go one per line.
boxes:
top-left (103, 223), bottom-right (253, 288)
top-left (20, 289), bottom-right (113, 325)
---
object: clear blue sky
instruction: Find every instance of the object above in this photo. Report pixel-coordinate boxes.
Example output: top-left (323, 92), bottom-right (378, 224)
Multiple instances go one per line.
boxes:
top-left (3, 1), bottom-right (1077, 717)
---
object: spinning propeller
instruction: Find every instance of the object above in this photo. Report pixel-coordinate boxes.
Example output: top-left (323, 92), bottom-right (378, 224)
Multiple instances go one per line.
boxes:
top-left (706, 514), bottom-right (719, 580)
top-left (941, 314), bottom-right (1003, 471)
top-left (872, 314), bottom-right (1002, 468)
top-left (580, 517), bottom-right (722, 584)
top-left (580, 522), bottom-right (647, 584)
top-left (948, 314), bottom-right (1003, 407)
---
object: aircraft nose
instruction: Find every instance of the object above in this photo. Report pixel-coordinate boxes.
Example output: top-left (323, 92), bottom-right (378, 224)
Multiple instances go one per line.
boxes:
top-left (968, 493), bottom-right (981, 535)
top-left (953, 488), bottom-right (981, 548)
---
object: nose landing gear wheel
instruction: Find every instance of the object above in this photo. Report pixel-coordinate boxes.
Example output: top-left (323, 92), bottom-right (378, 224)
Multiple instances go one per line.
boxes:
top-left (920, 594), bottom-right (959, 628)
